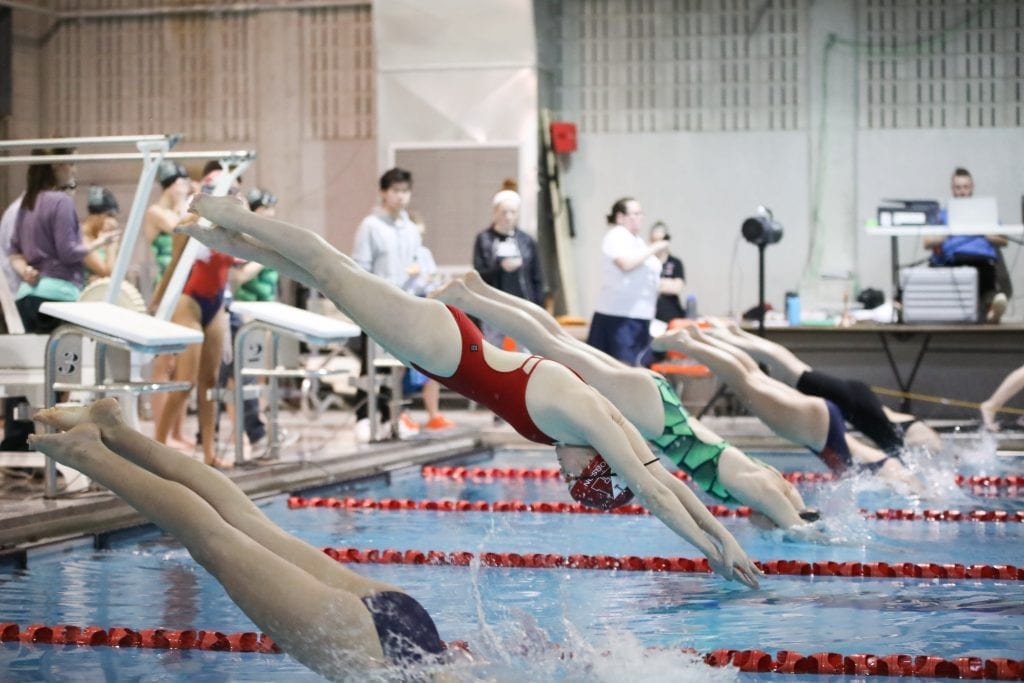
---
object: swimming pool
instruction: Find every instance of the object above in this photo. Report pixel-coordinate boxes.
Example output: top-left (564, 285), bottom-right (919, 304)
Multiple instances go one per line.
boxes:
top-left (0, 447), bottom-right (1021, 681)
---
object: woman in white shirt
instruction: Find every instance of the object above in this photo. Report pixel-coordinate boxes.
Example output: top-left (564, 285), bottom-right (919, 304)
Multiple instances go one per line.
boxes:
top-left (585, 198), bottom-right (668, 366)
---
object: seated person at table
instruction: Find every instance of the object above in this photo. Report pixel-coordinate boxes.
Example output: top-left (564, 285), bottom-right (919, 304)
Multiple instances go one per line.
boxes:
top-left (922, 167), bottom-right (1009, 323)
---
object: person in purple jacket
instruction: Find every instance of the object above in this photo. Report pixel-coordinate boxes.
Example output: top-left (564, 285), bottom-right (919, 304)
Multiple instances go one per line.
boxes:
top-left (8, 151), bottom-right (110, 333)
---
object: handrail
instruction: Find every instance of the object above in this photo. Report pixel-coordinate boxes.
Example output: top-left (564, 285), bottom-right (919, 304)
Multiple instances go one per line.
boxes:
top-left (0, 134), bottom-right (180, 150)
top-left (0, 150), bottom-right (255, 165)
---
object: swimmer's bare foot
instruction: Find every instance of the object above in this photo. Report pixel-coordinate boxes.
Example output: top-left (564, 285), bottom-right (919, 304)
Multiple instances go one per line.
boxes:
top-left (28, 423), bottom-right (104, 470)
top-left (460, 269), bottom-right (488, 293)
top-left (208, 456), bottom-right (234, 470)
top-left (175, 222), bottom-right (248, 256)
top-left (35, 398), bottom-right (125, 433)
top-left (429, 276), bottom-right (471, 306)
top-left (188, 194), bottom-right (248, 227)
top-left (979, 401), bottom-right (1000, 432)
top-left (651, 327), bottom-right (694, 353)
top-left (33, 404), bottom-right (90, 432)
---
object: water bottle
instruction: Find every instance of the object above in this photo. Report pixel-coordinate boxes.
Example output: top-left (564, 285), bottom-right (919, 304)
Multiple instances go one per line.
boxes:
top-left (785, 291), bottom-right (801, 326)
top-left (686, 294), bottom-right (697, 319)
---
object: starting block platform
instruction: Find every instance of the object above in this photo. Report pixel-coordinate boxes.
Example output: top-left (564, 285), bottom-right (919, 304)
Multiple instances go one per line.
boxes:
top-left (34, 301), bottom-right (204, 496)
top-left (228, 302), bottom-right (362, 463)
top-left (39, 302), bottom-right (203, 354)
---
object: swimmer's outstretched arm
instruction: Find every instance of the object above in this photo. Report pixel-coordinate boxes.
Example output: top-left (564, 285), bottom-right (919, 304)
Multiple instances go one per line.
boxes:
top-left (28, 425), bottom-right (388, 681)
top-left (644, 459), bottom-right (764, 580)
top-left (539, 382), bottom-right (760, 588)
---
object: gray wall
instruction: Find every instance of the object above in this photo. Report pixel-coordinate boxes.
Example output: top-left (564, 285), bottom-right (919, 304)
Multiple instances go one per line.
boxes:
top-left (3, 0), bottom-right (1021, 321)
top-left (551, 0), bottom-right (1024, 319)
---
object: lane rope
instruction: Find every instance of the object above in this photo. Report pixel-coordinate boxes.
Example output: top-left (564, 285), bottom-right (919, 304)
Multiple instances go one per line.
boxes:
top-left (421, 465), bottom-right (1024, 490)
top-left (1, 621), bottom-right (1018, 680)
top-left (0, 623), bottom-right (280, 652)
top-left (871, 385), bottom-right (1024, 416)
top-left (288, 495), bottom-right (1024, 523)
top-left (322, 545), bottom-right (1024, 581)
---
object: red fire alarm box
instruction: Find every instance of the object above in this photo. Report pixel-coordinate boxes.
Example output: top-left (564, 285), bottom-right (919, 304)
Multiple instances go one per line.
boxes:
top-left (549, 121), bottom-right (577, 154)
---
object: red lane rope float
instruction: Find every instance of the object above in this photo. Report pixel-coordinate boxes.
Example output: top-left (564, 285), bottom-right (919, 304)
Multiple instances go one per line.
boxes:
top-left (6, 622), bottom-right (1016, 681)
top-left (0, 622), bottom-right (469, 657)
top-left (421, 465), bottom-right (1024, 490)
top-left (321, 546), bottom-right (1024, 581)
top-left (701, 649), bottom-right (1023, 680)
top-left (0, 622), bottom-right (281, 653)
top-left (288, 495), bottom-right (1024, 524)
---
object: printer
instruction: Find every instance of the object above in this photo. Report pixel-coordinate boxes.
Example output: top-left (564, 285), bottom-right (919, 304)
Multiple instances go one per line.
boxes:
top-left (877, 199), bottom-right (940, 227)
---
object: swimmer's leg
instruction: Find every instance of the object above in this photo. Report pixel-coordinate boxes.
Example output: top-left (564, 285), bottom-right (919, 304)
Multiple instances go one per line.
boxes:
top-left (190, 197), bottom-right (460, 375)
top-left (716, 448), bottom-right (807, 528)
top-left (35, 399), bottom-right (396, 595)
top-left (705, 322), bottom-right (810, 386)
top-left (434, 274), bottom-right (661, 431)
top-left (28, 425), bottom-right (386, 678)
top-left (456, 270), bottom-right (625, 367)
top-left (980, 364), bottom-right (1024, 432)
top-left (654, 327), bottom-right (829, 450)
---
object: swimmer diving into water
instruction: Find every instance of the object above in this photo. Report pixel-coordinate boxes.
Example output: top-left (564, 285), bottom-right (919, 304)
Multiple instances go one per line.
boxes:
top-left (653, 326), bottom-right (924, 494)
top-left (183, 194), bottom-right (762, 588)
top-left (31, 399), bottom-right (454, 682)
top-left (430, 271), bottom-right (818, 531)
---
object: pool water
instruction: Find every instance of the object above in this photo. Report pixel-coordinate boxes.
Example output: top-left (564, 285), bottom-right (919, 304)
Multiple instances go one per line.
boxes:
top-left (0, 448), bottom-right (1021, 682)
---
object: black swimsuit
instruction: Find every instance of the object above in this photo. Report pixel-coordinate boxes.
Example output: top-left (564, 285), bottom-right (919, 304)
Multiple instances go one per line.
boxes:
top-left (360, 591), bottom-right (445, 667)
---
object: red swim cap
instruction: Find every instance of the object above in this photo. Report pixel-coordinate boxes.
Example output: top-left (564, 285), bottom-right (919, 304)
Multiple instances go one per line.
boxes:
top-left (567, 455), bottom-right (635, 510)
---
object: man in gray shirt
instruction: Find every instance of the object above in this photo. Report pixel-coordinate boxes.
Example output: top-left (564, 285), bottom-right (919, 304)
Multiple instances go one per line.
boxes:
top-left (352, 170), bottom-right (420, 285)
top-left (351, 168), bottom-right (421, 440)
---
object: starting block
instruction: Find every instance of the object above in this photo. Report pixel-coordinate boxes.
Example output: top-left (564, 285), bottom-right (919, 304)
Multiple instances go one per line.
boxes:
top-left (37, 301), bottom-right (203, 496)
top-left (228, 302), bottom-right (361, 463)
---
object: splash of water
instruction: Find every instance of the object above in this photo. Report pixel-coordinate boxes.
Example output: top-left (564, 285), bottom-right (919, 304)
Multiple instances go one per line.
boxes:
top-left (451, 515), bottom-right (739, 682)
top-left (453, 618), bottom-right (739, 682)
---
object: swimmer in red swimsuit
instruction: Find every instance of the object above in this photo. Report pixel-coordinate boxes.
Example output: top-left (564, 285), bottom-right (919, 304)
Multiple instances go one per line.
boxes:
top-left (428, 271), bottom-right (815, 530)
top-left (31, 399), bottom-right (454, 682)
top-left (184, 194), bottom-right (761, 589)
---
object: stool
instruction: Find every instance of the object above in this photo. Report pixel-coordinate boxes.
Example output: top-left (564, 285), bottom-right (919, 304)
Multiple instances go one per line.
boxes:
top-left (650, 361), bottom-right (716, 413)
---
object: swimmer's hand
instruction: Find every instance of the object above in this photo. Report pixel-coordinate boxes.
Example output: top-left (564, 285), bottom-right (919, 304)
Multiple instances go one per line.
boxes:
top-left (712, 539), bottom-right (762, 589)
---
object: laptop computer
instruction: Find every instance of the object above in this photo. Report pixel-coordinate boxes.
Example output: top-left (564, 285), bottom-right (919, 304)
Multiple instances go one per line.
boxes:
top-left (947, 196), bottom-right (999, 227)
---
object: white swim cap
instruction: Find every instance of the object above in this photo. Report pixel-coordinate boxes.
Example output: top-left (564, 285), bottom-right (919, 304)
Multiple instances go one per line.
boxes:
top-left (492, 189), bottom-right (521, 208)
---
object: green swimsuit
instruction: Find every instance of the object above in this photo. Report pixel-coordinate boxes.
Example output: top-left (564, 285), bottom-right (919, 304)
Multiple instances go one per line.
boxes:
top-left (648, 374), bottom-right (736, 503)
top-left (152, 232), bottom-right (174, 283)
top-left (234, 267), bottom-right (279, 302)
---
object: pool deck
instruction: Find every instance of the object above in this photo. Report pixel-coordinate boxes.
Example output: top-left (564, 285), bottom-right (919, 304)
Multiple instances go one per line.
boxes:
top-left (0, 405), bottom-right (1019, 561)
